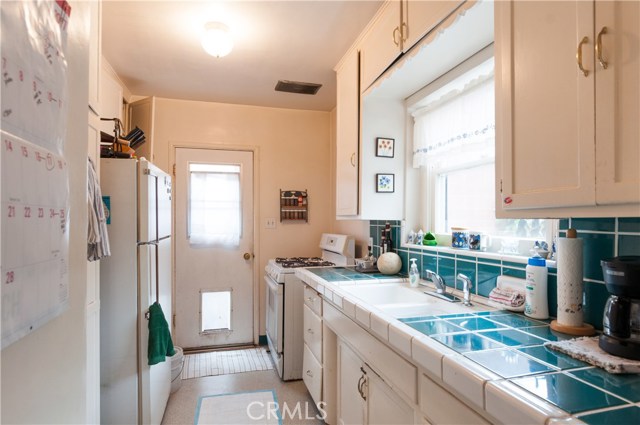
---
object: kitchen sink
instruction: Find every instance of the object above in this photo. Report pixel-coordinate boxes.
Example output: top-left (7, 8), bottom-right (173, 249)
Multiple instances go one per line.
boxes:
top-left (340, 283), bottom-right (491, 318)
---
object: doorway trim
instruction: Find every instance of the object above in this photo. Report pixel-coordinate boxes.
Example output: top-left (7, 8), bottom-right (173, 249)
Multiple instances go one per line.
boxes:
top-left (169, 141), bottom-right (261, 345)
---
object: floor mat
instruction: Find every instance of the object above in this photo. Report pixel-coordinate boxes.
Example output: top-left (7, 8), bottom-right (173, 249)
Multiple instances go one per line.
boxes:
top-left (195, 390), bottom-right (281, 425)
top-left (182, 347), bottom-right (274, 379)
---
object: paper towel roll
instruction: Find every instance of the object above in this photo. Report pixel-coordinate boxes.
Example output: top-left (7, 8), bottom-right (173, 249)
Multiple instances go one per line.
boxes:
top-left (557, 236), bottom-right (584, 326)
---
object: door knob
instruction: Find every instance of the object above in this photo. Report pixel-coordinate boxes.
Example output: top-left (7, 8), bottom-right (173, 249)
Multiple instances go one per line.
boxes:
top-left (243, 252), bottom-right (252, 260)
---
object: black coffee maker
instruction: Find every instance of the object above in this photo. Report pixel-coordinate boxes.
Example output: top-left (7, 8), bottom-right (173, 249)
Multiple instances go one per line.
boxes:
top-left (599, 256), bottom-right (640, 360)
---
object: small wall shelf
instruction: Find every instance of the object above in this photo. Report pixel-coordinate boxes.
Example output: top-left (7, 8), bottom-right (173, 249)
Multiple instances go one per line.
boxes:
top-left (280, 190), bottom-right (308, 222)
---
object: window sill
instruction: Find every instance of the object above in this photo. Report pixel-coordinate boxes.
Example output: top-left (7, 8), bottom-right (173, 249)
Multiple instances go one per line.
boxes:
top-left (400, 242), bottom-right (557, 269)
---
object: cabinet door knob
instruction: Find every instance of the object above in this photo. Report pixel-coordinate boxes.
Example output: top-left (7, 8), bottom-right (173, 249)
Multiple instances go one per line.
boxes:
top-left (306, 370), bottom-right (313, 377)
top-left (350, 152), bottom-right (356, 167)
top-left (596, 27), bottom-right (608, 69)
top-left (392, 26), bottom-right (401, 46)
top-left (401, 22), bottom-right (408, 42)
top-left (243, 252), bottom-right (252, 260)
top-left (307, 328), bottom-right (314, 334)
top-left (576, 36), bottom-right (590, 77)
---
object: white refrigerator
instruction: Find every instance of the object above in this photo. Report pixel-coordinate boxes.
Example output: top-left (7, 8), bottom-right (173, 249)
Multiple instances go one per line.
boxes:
top-left (100, 158), bottom-right (173, 425)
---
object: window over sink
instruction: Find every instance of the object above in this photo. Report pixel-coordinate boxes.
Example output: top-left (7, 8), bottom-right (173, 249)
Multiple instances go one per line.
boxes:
top-left (406, 46), bottom-right (552, 254)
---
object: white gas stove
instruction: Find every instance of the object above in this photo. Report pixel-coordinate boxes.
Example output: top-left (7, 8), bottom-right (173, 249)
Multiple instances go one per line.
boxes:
top-left (264, 233), bottom-right (354, 380)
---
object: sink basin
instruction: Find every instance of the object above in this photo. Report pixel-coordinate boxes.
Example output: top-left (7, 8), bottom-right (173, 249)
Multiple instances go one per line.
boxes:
top-left (340, 283), bottom-right (491, 318)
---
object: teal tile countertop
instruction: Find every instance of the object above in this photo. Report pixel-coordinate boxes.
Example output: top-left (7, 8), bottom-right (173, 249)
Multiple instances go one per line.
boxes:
top-left (402, 310), bottom-right (640, 421)
top-left (299, 267), bottom-right (640, 424)
top-left (307, 266), bottom-right (403, 282)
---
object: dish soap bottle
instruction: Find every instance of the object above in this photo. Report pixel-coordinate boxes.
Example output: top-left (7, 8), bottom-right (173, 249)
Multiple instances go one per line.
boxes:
top-left (524, 256), bottom-right (549, 319)
top-left (409, 258), bottom-right (420, 288)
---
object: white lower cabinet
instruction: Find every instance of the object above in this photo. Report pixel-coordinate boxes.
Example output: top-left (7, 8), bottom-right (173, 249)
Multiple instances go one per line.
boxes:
top-left (302, 284), bottom-right (338, 424)
top-left (303, 343), bottom-right (323, 403)
top-left (419, 374), bottom-right (489, 425)
top-left (338, 340), bottom-right (414, 425)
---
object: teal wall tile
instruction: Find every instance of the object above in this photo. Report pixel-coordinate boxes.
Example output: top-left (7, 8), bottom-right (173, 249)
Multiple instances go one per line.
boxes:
top-left (365, 215), bottom-right (635, 326)
top-left (619, 217), bottom-right (640, 233)
top-left (456, 260), bottom-right (476, 291)
top-left (438, 257), bottom-right (456, 287)
top-left (570, 218), bottom-right (616, 232)
top-left (477, 264), bottom-right (500, 297)
top-left (502, 268), bottom-right (526, 279)
top-left (547, 274), bottom-right (558, 318)
top-left (619, 235), bottom-right (640, 256)
top-left (478, 257), bottom-right (501, 265)
top-left (581, 233), bottom-right (615, 281)
top-left (398, 249), bottom-right (409, 274)
top-left (503, 261), bottom-right (526, 269)
top-left (583, 281), bottom-right (609, 330)
top-left (457, 254), bottom-right (476, 262)
top-left (422, 254), bottom-right (437, 280)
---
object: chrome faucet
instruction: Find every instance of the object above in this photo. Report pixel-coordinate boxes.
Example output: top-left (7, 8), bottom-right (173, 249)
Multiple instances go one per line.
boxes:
top-left (457, 273), bottom-right (473, 306)
top-left (425, 270), bottom-right (446, 294)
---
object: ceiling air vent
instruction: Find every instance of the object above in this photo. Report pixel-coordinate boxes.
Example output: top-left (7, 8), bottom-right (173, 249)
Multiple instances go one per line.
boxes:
top-left (275, 80), bottom-right (322, 95)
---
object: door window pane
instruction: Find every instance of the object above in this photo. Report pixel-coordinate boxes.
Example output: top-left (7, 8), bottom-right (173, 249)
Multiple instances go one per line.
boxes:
top-left (201, 290), bottom-right (231, 332)
top-left (188, 163), bottom-right (241, 246)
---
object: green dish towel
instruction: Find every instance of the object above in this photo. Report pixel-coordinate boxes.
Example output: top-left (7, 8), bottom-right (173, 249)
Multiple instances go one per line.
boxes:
top-left (147, 302), bottom-right (176, 366)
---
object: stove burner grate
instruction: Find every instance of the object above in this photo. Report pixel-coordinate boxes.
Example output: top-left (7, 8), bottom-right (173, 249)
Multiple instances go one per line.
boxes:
top-left (275, 257), bottom-right (335, 268)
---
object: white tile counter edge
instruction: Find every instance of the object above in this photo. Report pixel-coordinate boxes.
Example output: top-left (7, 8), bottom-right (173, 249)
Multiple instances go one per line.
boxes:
top-left (295, 268), bottom-right (571, 424)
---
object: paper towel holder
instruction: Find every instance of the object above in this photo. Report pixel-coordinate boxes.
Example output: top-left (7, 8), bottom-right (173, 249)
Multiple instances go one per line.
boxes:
top-left (550, 228), bottom-right (595, 336)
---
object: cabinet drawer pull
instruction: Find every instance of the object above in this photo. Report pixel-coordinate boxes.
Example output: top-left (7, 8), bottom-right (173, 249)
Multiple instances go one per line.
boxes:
top-left (350, 152), bottom-right (356, 167)
top-left (576, 36), bottom-right (589, 77)
top-left (392, 26), bottom-right (401, 46)
top-left (401, 22), bottom-right (408, 42)
top-left (596, 26), bottom-right (608, 69)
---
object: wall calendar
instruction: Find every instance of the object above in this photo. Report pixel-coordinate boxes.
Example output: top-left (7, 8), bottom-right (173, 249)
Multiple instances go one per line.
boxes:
top-left (1, 0), bottom-right (72, 349)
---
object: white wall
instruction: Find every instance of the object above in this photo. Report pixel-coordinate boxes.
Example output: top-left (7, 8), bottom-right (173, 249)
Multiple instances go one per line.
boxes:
top-left (1, 2), bottom-right (90, 423)
top-left (151, 98), bottom-right (334, 335)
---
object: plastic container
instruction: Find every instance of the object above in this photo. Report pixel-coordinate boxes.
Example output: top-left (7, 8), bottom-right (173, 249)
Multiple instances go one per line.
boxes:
top-left (409, 258), bottom-right (419, 288)
top-left (170, 347), bottom-right (184, 394)
top-left (524, 257), bottom-right (549, 319)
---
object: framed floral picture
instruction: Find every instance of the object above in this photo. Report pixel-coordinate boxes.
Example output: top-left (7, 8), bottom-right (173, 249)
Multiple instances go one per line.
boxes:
top-left (376, 173), bottom-right (394, 193)
top-left (376, 137), bottom-right (394, 158)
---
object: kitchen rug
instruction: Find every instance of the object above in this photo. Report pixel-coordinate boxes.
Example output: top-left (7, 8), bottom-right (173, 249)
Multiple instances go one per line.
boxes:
top-left (544, 337), bottom-right (640, 374)
top-left (182, 347), bottom-right (273, 379)
top-left (195, 390), bottom-right (282, 425)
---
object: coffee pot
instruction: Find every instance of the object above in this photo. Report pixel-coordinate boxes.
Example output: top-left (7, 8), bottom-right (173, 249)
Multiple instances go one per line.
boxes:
top-left (599, 256), bottom-right (640, 360)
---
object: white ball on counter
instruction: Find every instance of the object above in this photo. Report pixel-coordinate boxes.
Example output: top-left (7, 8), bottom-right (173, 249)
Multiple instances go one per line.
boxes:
top-left (377, 252), bottom-right (402, 275)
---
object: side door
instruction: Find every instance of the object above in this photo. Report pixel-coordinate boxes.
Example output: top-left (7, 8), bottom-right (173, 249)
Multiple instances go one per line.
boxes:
top-left (174, 147), bottom-right (254, 349)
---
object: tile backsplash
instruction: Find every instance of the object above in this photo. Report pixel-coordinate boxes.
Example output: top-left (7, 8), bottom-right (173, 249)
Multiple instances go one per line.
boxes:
top-left (370, 217), bottom-right (640, 330)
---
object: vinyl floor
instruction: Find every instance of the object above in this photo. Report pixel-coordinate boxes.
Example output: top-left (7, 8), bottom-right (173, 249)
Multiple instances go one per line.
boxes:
top-left (163, 348), bottom-right (323, 425)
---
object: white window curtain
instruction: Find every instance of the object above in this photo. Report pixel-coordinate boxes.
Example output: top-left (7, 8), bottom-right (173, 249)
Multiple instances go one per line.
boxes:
top-left (412, 65), bottom-right (495, 169)
top-left (189, 165), bottom-right (241, 247)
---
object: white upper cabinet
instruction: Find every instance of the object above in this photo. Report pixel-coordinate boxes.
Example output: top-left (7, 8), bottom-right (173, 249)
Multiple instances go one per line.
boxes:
top-left (594, 1), bottom-right (640, 206)
top-left (336, 49), bottom-right (360, 216)
top-left (360, 1), bottom-right (403, 92)
top-left (402, 0), bottom-right (464, 50)
top-left (496, 0), bottom-right (639, 217)
top-left (360, 1), bottom-right (467, 92)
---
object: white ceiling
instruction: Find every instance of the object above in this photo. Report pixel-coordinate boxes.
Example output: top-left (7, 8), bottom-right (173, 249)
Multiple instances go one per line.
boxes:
top-left (101, 1), bottom-right (383, 112)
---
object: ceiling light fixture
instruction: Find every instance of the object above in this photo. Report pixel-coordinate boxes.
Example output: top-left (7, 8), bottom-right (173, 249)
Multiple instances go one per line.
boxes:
top-left (201, 22), bottom-right (233, 58)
